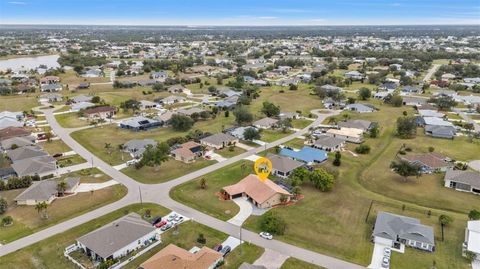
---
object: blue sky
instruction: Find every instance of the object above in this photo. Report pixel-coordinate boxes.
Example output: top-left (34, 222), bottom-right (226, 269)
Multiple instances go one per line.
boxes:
top-left (1, 0), bottom-right (479, 25)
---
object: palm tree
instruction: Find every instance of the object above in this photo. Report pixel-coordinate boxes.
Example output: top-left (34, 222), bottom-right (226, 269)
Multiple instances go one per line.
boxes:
top-left (104, 143), bottom-right (112, 155)
top-left (57, 180), bottom-right (67, 196)
top-left (199, 178), bottom-right (207, 189)
top-left (118, 144), bottom-right (125, 161)
top-left (438, 214), bottom-right (453, 241)
top-left (35, 202), bottom-right (48, 219)
top-left (327, 117), bottom-right (337, 125)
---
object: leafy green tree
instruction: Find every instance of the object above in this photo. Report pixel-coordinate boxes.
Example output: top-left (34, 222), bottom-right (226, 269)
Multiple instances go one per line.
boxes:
top-left (369, 125), bottom-right (379, 138)
top-left (288, 167), bottom-right (310, 186)
top-left (358, 87), bottom-right (371, 100)
top-left (277, 118), bottom-right (292, 133)
top-left (355, 144), bottom-right (371, 154)
top-left (140, 143), bottom-right (170, 171)
top-left (233, 107), bottom-right (253, 125)
top-left (1, 216), bottom-right (13, 226)
top-left (91, 96), bottom-right (101, 103)
top-left (429, 95), bottom-right (457, 111)
top-left (289, 84), bottom-right (298, 91)
top-left (396, 116), bottom-right (417, 138)
top-left (261, 101), bottom-right (280, 117)
top-left (57, 180), bottom-right (67, 196)
top-left (465, 251), bottom-right (478, 263)
top-left (309, 168), bottom-right (335, 191)
top-left (259, 211), bottom-right (287, 235)
top-left (390, 160), bottom-right (422, 182)
top-left (0, 198), bottom-right (7, 214)
top-left (170, 114), bottom-right (194, 131)
top-left (439, 214), bottom-right (453, 241)
top-left (333, 151), bottom-right (341, 166)
top-left (244, 127), bottom-right (261, 141)
top-left (468, 209), bottom-right (480, 220)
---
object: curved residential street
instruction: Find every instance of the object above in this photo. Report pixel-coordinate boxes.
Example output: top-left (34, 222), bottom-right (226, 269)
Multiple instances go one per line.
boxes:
top-left (0, 108), bottom-right (367, 269)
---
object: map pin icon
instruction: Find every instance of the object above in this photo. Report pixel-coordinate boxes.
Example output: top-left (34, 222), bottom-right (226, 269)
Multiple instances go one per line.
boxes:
top-left (254, 157), bottom-right (272, 182)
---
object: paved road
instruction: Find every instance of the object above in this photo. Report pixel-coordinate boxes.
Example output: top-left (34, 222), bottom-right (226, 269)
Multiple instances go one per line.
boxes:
top-left (423, 64), bottom-right (440, 82)
top-left (455, 110), bottom-right (480, 133)
top-left (0, 108), bottom-right (366, 269)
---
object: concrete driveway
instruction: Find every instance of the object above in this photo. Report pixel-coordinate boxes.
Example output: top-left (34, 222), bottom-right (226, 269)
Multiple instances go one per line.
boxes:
top-left (469, 160), bottom-right (480, 172)
top-left (253, 249), bottom-right (289, 269)
top-left (75, 180), bottom-right (119, 192)
top-left (472, 260), bottom-right (480, 269)
top-left (227, 198), bottom-right (253, 226)
top-left (368, 243), bottom-right (387, 269)
top-left (222, 236), bottom-right (242, 251)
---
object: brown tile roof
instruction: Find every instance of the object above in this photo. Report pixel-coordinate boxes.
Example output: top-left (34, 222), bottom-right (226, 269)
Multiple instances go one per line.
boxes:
top-left (223, 174), bottom-right (291, 205)
top-left (141, 244), bottom-right (222, 269)
top-left (0, 127), bottom-right (31, 141)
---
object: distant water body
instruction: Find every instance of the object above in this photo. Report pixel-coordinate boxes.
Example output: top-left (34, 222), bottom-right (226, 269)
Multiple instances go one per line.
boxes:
top-left (0, 55), bottom-right (60, 72)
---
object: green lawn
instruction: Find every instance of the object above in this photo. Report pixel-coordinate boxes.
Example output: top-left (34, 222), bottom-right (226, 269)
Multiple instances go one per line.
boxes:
top-left (291, 118), bottom-right (312, 129)
top-left (170, 160), bottom-right (256, 221)
top-left (0, 180), bottom-right (127, 244)
top-left (215, 146), bottom-right (246, 158)
top-left (283, 138), bottom-right (306, 149)
top-left (55, 112), bottom-right (89, 128)
top-left (0, 95), bottom-right (39, 112)
top-left (281, 258), bottom-right (325, 269)
top-left (71, 116), bottom-right (236, 165)
top-left (39, 140), bottom-right (72, 155)
top-left (261, 129), bottom-right (293, 143)
top-left (122, 158), bottom-right (216, 184)
top-left (57, 154), bottom-right (87, 167)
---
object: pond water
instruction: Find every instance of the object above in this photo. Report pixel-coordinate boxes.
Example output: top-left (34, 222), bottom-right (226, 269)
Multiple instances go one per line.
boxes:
top-left (0, 55), bottom-right (60, 72)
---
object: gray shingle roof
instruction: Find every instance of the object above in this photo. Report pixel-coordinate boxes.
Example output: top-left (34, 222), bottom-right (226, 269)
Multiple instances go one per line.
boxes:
top-left (200, 133), bottom-right (237, 147)
top-left (338, 119), bottom-right (373, 131)
top-left (444, 169), bottom-right (480, 189)
top-left (15, 177), bottom-right (79, 202)
top-left (314, 135), bottom-right (345, 148)
top-left (253, 117), bottom-right (278, 127)
top-left (266, 153), bottom-right (304, 173)
top-left (373, 211), bottom-right (435, 245)
top-left (11, 155), bottom-right (56, 177)
top-left (77, 213), bottom-right (155, 259)
top-left (6, 145), bottom-right (48, 162)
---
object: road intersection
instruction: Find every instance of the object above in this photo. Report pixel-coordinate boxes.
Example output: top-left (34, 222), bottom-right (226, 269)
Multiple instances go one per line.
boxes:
top-left (0, 108), bottom-right (367, 269)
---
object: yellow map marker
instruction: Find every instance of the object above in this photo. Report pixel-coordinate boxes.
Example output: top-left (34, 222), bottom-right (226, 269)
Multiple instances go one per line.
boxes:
top-left (254, 157), bottom-right (272, 182)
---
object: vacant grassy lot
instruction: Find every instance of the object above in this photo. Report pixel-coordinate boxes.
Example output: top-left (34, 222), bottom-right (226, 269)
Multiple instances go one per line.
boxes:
top-left (0, 95), bottom-right (39, 112)
top-left (281, 258), bottom-right (325, 269)
top-left (215, 146), bottom-right (246, 158)
top-left (0, 181), bottom-right (127, 244)
top-left (39, 140), bottom-right (72, 155)
top-left (71, 116), bottom-right (236, 165)
top-left (59, 70), bottom-right (110, 85)
top-left (291, 118), bottom-right (312, 129)
top-left (54, 112), bottom-right (89, 128)
top-left (283, 138), bottom-right (306, 149)
top-left (171, 160), bottom-right (256, 221)
top-left (122, 158), bottom-right (216, 184)
top-left (57, 154), bottom-right (87, 167)
top-left (261, 129), bottom-right (293, 143)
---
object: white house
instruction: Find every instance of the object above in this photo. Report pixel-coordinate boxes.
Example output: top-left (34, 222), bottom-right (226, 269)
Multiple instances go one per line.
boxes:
top-left (463, 221), bottom-right (480, 261)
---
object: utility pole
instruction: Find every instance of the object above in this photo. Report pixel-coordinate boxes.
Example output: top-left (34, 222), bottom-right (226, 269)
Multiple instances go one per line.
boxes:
top-left (139, 186), bottom-right (143, 205)
top-left (239, 224), bottom-right (243, 255)
top-left (91, 156), bottom-right (94, 168)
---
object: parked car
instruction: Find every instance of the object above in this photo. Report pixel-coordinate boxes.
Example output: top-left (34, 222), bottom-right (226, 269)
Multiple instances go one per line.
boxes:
top-left (213, 244), bottom-right (223, 252)
top-left (151, 216), bottom-right (162, 225)
top-left (220, 245), bottom-right (231, 257)
top-left (383, 247), bottom-right (391, 258)
top-left (154, 220), bottom-right (167, 228)
top-left (126, 159), bottom-right (138, 166)
top-left (167, 214), bottom-right (178, 221)
top-left (259, 232), bottom-right (273, 240)
top-left (174, 216), bottom-right (184, 223)
top-left (381, 257), bottom-right (390, 268)
top-left (161, 222), bottom-right (173, 231)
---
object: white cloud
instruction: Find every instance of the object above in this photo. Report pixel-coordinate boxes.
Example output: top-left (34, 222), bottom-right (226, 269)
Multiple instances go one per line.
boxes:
top-left (257, 16), bottom-right (278, 20)
top-left (7, 1), bottom-right (27, 4)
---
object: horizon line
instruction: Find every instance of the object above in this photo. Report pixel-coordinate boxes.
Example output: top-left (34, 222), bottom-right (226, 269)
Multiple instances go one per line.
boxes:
top-left (1, 23), bottom-right (479, 27)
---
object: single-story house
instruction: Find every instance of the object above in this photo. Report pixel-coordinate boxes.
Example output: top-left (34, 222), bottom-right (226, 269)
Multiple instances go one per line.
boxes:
top-left (400, 152), bottom-right (453, 173)
top-left (444, 169), bottom-right (480, 195)
top-left (119, 116), bottom-right (162, 131)
top-left (463, 221), bottom-right (480, 261)
top-left (279, 112), bottom-right (299, 120)
top-left (432, 90), bottom-right (456, 97)
top-left (325, 127), bottom-right (364, 144)
top-left (40, 76), bottom-right (60, 85)
top-left (266, 153), bottom-right (304, 179)
top-left (177, 107), bottom-right (206, 117)
top-left (139, 244), bottom-right (223, 269)
top-left (171, 141), bottom-right (203, 163)
top-left (222, 174), bottom-right (292, 209)
top-left (374, 92), bottom-right (390, 100)
top-left (159, 95), bottom-right (186, 105)
top-left (200, 133), bottom-right (238, 149)
top-left (0, 135), bottom-right (36, 150)
top-left (83, 106), bottom-right (116, 120)
top-left (139, 100), bottom-right (159, 110)
top-left (423, 117), bottom-right (455, 128)
top-left (11, 155), bottom-right (57, 178)
top-left (338, 119), bottom-right (375, 132)
top-left (344, 103), bottom-right (376, 113)
top-left (71, 101), bottom-right (96, 112)
top-left (82, 69), bottom-right (102, 78)
top-left (253, 117), bottom-right (279, 129)
top-left (151, 71), bottom-right (169, 82)
top-left (418, 109), bottom-right (445, 118)
top-left (226, 126), bottom-right (258, 140)
top-left (403, 96), bottom-right (428, 107)
top-left (0, 127), bottom-right (31, 141)
top-left (15, 177), bottom-right (79, 205)
top-left (312, 135), bottom-right (345, 152)
top-left (76, 213), bottom-right (158, 262)
top-left (41, 84), bottom-right (62, 92)
top-left (345, 70), bottom-right (365, 80)
top-left (218, 88), bottom-right (242, 98)
top-left (323, 98), bottom-right (346, 109)
top-left (138, 79), bottom-right (157, 87)
top-left (6, 145), bottom-right (48, 162)
top-left (124, 139), bottom-right (158, 158)
top-left (279, 146), bottom-right (328, 164)
top-left (372, 211), bottom-right (435, 252)
top-left (400, 86), bottom-right (422, 95)
top-left (378, 83), bottom-right (398, 92)
top-left (0, 167), bottom-right (16, 180)
top-left (39, 93), bottom-right (63, 102)
top-left (0, 111), bottom-right (23, 121)
top-left (158, 111), bottom-right (174, 123)
top-left (0, 117), bottom-right (23, 130)
top-left (71, 95), bottom-right (94, 103)
top-left (425, 125), bottom-right (456, 139)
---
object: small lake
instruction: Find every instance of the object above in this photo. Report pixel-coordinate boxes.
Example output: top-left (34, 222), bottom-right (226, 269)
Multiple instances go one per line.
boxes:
top-left (0, 55), bottom-right (60, 72)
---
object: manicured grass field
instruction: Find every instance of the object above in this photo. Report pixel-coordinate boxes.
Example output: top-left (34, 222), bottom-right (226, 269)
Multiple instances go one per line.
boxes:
top-left (122, 158), bottom-right (216, 184)
top-left (0, 179), bottom-right (127, 244)
top-left (291, 118), bottom-right (312, 129)
top-left (215, 146), bottom-right (246, 158)
top-left (71, 116), bottom-right (236, 165)
top-left (57, 154), bottom-right (87, 167)
top-left (39, 140), bottom-right (72, 155)
top-left (0, 95), bottom-right (39, 112)
top-left (260, 129), bottom-right (293, 143)
top-left (54, 112), bottom-right (89, 128)
top-left (281, 258), bottom-right (325, 269)
top-left (283, 138), bottom-right (306, 149)
top-left (170, 160), bottom-right (256, 221)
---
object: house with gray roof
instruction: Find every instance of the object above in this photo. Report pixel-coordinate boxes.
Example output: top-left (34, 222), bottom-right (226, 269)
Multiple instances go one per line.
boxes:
top-left (373, 211), bottom-right (435, 252)
top-left (71, 95), bottom-right (94, 103)
top-left (344, 103), bottom-right (376, 113)
top-left (119, 116), bottom-right (162, 131)
top-left (425, 125), bottom-right (456, 139)
top-left (253, 117), bottom-right (279, 129)
top-left (338, 119), bottom-right (375, 132)
top-left (444, 169), bottom-right (480, 195)
top-left (159, 95), bottom-right (186, 105)
top-left (71, 101), bottom-right (95, 112)
top-left (226, 126), bottom-right (258, 140)
top-left (200, 133), bottom-right (238, 150)
top-left (11, 155), bottom-right (57, 178)
top-left (76, 213), bottom-right (158, 262)
top-left (15, 177), bottom-right (79, 205)
top-left (266, 153), bottom-right (304, 179)
top-left (124, 139), bottom-right (157, 158)
top-left (0, 135), bottom-right (36, 150)
top-left (6, 145), bottom-right (48, 162)
top-left (177, 107), bottom-right (206, 117)
top-left (41, 84), bottom-right (62, 92)
top-left (39, 93), bottom-right (63, 102)
top-left (0, 117), bottom-right (23, 130)
top-left (312, 135), bottom-right (345, 152)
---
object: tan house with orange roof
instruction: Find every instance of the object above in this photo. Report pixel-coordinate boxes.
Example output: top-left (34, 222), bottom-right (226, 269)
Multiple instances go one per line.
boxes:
top-left (171, 141), bottom-right (203, 163)
top-left (222, 174), bottom-right (292, 209)
top-left (139, 244), bottom-right (223, 269)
